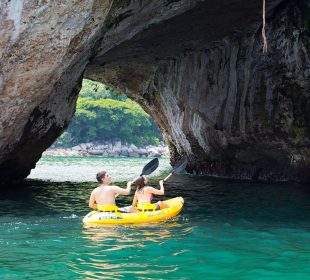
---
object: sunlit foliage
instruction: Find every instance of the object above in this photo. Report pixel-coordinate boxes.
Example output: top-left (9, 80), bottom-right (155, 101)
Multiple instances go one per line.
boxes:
top-left (54, 80), bottom-right (162, 147)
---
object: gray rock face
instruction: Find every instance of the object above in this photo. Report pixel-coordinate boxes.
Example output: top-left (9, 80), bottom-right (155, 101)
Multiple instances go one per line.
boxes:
top-left (1, 0), bottom-right (310, 183)
top-left (0, 0), bottom-right (111, 182)
top-left (85, 0), bottom-right (310, 182)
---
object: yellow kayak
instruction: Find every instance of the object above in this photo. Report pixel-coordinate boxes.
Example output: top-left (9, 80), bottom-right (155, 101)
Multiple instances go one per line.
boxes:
top-left (82, 197), bottom-right (184, 225)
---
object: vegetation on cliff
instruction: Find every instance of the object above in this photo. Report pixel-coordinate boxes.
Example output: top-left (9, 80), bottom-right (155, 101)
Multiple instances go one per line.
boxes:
top-left (53, 80), bottom-right (162, 147)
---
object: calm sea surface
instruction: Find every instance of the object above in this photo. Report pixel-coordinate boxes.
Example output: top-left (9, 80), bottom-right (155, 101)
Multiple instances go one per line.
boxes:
top-left (0, 156), bottom-right (309, 279)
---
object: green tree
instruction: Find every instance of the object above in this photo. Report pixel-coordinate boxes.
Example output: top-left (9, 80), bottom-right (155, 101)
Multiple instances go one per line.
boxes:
top-left (79, 79), bottom-right (126, 100)
top-left (53, 81), bottom-right (162, 147)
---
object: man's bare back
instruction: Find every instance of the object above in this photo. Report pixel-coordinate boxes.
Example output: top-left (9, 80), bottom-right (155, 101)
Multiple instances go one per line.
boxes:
top-left (88, 171), bottom-right (132, 209)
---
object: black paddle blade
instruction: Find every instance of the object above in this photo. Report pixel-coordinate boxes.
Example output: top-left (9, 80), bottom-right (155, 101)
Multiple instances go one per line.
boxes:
top-left (173, 156), bottom-right (188, 173)
top-left (140, 158), bottom-right (159, 176)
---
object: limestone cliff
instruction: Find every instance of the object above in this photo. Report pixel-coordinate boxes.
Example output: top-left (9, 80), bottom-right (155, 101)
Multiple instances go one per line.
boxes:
top-left (0, 0), bottom-right (112, 182)
top-left (0, 0), bottom-right (309, 183)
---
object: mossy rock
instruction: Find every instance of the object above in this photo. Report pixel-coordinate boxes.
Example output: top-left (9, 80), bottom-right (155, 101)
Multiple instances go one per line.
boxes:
top-left (289, 125), bottom-right (305, 143)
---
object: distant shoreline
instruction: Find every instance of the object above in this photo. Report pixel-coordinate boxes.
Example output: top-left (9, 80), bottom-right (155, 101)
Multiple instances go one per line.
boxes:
top-left (43, 141), bottom-right (170, 158)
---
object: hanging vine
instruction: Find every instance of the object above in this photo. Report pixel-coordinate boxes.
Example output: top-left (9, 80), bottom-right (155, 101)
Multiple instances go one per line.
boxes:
top-left (262, 0), bottom-right (268, 53)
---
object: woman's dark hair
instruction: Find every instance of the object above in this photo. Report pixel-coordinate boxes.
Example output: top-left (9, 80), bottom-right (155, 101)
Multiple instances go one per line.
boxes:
top-left (96, 171), bottom-right (106, 183)
top-left (134, 176), bottom-right (146, 190)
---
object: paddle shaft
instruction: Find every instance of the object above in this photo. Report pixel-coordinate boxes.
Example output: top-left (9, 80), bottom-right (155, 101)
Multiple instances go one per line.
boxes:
top-left (162, 156), bottom-right (187, 182)
top-left (164, 173), bottom-right (173, 181)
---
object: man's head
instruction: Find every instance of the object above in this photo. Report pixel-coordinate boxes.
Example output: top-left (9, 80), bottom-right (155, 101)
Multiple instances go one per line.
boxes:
top-left (96, 171), bottom-right (111, 184)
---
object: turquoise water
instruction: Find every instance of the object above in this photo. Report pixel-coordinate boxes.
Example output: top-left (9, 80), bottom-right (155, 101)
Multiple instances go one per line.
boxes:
top-left (0, 156), bottom-right (309, 279)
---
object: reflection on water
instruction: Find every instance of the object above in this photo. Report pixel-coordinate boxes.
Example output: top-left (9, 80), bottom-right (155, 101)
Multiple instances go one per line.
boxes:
top-left (82, 221), bottom-right (192, 245)
top-left (71, 221), bottom-right (194, 279)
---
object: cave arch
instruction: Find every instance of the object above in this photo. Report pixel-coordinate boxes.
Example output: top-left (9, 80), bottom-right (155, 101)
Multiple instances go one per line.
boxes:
top-left (1, 0), bottom-right (310, 184)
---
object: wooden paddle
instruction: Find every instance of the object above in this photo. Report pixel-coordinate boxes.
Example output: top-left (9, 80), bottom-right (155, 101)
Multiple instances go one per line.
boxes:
top-left (163, 156), bottom-right (188, 181)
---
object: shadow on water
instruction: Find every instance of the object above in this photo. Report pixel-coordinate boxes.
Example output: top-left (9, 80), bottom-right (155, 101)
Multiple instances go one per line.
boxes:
top-left (166, 175), bottom-right (310, 228)
top-left (0, 179), bottom-right (97, 217)
top-left (1, 174), bottom-right (309, 228)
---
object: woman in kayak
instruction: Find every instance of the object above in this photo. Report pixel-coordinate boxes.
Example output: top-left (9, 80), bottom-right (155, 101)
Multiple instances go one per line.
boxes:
top-left (132, 176), bottom-right (168, 210)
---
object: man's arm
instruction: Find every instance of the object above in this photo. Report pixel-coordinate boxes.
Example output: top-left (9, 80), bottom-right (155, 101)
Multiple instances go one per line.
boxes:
top-left (113, 181), bottom-right (132, 195)
top-left (89, 190), bottom-right (97, 209)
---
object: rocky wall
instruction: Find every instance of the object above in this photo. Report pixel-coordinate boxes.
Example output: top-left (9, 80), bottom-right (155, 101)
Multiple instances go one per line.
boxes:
top-left (1, 0), bottom-right (310, 183)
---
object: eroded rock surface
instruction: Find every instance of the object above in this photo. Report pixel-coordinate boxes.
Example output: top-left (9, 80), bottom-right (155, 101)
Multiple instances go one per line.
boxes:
top-left (0, 0), bottom-right (111, 182)
top-left (1, 0), bottom-right (310, 183)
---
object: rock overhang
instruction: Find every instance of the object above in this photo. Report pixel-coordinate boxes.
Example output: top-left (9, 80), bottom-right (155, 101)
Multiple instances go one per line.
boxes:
top-left (1, 0), bottom-right (310, 184)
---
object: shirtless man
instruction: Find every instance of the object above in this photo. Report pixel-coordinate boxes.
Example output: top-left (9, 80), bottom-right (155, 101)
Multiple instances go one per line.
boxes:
top-left (88, 171), bottom-right (132, 209)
